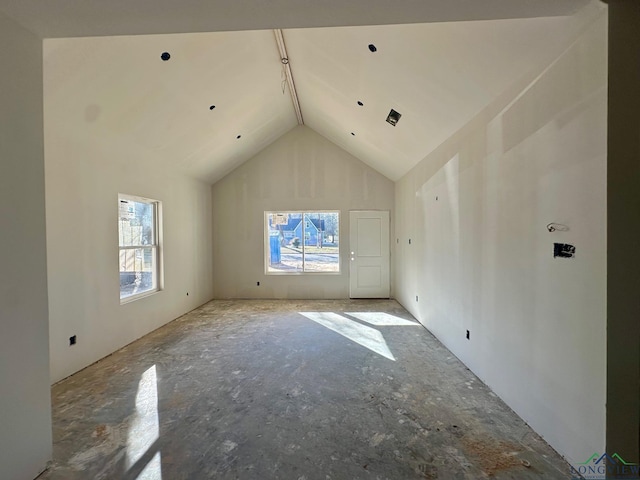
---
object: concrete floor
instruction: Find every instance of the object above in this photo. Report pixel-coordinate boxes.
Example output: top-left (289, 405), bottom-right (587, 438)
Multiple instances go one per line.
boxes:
top-left (40, 299), bottom-right (573, 479)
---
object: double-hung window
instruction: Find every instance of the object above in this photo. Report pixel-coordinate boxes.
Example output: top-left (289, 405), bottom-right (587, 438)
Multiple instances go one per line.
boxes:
top-left (118, 194), bottom-right (162, 302)
top-left (265, 211), bottom-right (340, 274)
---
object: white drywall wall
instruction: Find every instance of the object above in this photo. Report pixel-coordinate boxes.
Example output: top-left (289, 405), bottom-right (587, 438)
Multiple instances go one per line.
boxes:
top-left (394, 13), bottom-right (607, 464)
top-left (211, 126), bottom-right (394, 298)
top-left (44, 40), bottom-right (215, 384)
top-left (0, 12), bottom-right (52, 480)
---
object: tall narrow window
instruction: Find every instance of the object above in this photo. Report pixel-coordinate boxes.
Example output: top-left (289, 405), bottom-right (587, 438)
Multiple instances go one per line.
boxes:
top-left (119, 195), bottom-right (161, 302)
top-left (266, 211), bottom-right (339, 273)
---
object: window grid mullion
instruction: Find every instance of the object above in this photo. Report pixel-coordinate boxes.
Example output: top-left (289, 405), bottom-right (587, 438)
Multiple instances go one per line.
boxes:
top-left (265, 210), bottom-right (339, 275)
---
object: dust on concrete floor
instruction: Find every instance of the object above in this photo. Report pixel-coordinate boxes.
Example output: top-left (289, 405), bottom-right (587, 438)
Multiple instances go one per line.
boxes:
top-left (40, 299), bottom-right (573, 479)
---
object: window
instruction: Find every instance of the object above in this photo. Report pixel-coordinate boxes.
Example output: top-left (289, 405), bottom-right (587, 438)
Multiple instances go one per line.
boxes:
top-left (266, 211), bottom-right (339, 273)
top-left (119, 195), bottom-right (162, 302)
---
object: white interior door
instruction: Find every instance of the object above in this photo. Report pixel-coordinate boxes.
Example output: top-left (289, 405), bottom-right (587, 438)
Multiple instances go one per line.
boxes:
top-left (349, 210), bottom-right (390, 298)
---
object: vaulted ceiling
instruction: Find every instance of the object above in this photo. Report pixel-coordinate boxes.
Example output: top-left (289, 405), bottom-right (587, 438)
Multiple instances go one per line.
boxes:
top-left (4, 0), bottom-right (604, 183)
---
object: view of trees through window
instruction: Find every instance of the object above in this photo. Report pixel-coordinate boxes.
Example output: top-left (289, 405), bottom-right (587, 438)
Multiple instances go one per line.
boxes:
top-left (266, 211), bottom-right (339, 273)
top-left (119, 196), bottom-right (159, 300)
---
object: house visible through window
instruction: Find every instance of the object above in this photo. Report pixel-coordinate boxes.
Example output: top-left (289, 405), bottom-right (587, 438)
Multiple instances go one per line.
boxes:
top-left (119, 195), bottom-right (162, 302)
top-left (266, 211), bottom-right (339, 273)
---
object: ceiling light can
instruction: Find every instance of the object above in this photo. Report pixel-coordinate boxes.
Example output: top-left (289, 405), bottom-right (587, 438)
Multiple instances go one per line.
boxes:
top-left (386, 109), bottom-right (401, 126)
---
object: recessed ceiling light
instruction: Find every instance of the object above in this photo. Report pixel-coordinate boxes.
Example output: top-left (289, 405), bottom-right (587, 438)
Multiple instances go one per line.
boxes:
top-left (368, 44), bottom-right (377, 53)
top-left (236, 135), bottom-right (242, 139)
top-left (209, 105), bottom-right (216, 110)
top-left (160, 52), bottom-right (171, 61)
top-left (357, 101), bottom-right (364, 106)
top-left (386, 109), bottom-right (402, 126)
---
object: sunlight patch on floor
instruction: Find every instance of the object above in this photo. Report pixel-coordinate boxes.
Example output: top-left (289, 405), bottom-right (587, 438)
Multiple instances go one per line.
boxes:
top-left (345, 312), bottom-right (420, 326)
top-left (299, 312), bottom-right (396, 360)
top-left (127, 365), bottom-right (162, 479)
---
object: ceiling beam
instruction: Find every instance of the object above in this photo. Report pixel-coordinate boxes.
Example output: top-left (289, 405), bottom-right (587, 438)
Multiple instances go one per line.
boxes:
top-left (274, 29), bottom-right (304, 125)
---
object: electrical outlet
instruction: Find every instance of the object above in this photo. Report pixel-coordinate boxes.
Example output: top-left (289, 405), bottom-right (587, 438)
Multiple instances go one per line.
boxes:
top-left (257, 281), bottom-right (260, 286)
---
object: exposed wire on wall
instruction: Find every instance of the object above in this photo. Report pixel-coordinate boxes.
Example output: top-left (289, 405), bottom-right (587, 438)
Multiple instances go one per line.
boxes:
top-left (281, 64), bottom-right (287, 94)
top-left (547, 223), bottom-right (569, 232)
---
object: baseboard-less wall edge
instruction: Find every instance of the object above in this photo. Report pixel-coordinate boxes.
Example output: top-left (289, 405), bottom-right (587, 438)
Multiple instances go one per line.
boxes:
top-left (51, 297), bottom-right (215, 386)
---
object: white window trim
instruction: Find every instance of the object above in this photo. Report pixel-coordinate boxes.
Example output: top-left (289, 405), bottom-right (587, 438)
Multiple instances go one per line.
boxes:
top-left (119, 194), bottom-right (164, 304)
top-left (264, 210), bottom-right (340, 275)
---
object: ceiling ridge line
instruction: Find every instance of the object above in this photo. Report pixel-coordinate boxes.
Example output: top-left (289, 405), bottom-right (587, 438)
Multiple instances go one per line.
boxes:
top-left (274, 29), bottom-right (304, 125)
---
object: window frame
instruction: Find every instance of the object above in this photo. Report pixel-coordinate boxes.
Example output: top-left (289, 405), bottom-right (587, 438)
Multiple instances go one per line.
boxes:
top-left (118, 194), bottom-right (163, 304)
top-left (264, 210), bottom-right (340, 275)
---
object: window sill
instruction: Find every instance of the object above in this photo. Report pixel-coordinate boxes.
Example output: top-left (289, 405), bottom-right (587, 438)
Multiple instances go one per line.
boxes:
top-left (120, 288), bottom-right (161, 305)
top-left (265, 271), bottom-right (341, 276)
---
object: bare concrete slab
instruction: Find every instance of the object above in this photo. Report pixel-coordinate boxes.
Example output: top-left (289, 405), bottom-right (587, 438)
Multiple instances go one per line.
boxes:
top-left (40, 299), bottom-right (573, 479)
